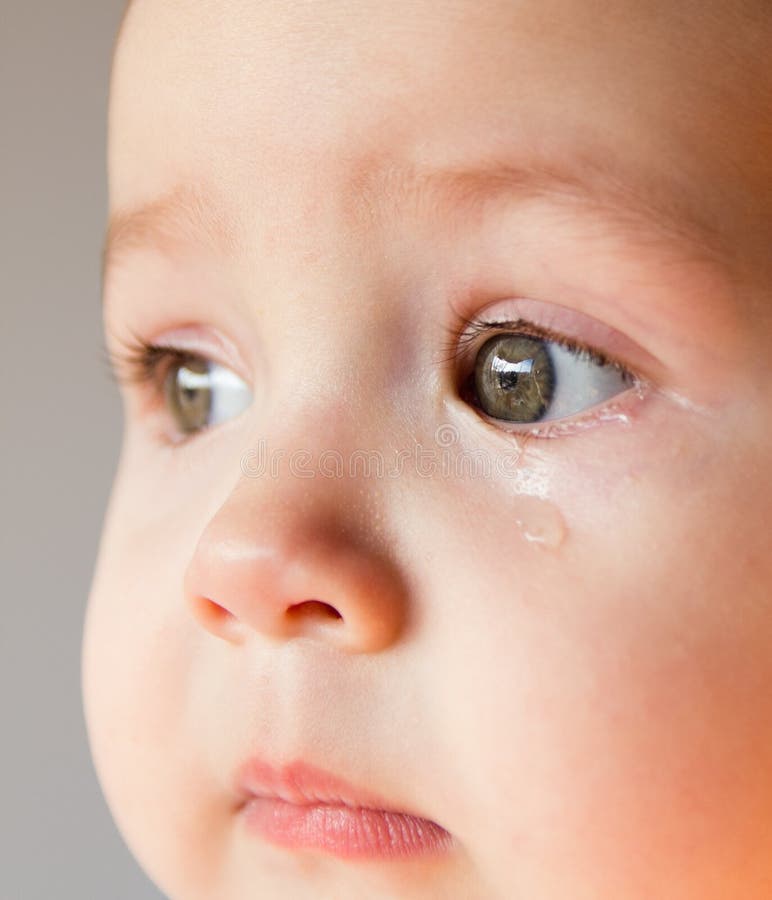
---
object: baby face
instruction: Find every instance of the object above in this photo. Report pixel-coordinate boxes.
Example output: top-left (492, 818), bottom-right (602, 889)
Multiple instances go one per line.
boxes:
top-left (83, 1), bottom-right (772, 897)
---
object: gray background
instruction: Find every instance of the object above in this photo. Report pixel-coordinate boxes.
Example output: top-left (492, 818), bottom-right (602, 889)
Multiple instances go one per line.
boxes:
top-left (2, 2), bottom-right (163, 897)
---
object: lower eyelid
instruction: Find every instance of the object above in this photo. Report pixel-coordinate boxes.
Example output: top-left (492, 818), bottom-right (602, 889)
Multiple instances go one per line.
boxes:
top-left (488, 380), bottom-right (650, 439)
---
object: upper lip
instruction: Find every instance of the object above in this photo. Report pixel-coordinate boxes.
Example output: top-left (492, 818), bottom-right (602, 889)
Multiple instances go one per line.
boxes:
top-left (234, 757), bottom-right (412, 813)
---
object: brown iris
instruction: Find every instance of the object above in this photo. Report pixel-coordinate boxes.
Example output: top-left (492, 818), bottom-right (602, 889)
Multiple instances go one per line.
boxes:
top-left (473, 334), bottom-right (555, 422)
top-left (163, 358), bottom-right (212, 434)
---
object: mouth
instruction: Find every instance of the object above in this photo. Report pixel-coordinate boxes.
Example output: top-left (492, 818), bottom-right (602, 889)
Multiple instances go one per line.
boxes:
top-left (234, 757), bottom-right (454, 860)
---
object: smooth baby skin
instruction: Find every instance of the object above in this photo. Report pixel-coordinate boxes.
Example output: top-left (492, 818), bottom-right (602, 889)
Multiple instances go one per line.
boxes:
top-left (84, 1), bottom-right (772, 898)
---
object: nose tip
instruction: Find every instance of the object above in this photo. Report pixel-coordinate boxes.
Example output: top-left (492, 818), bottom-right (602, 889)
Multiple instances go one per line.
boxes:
top-left (185, 525), bottom-right (408, 654)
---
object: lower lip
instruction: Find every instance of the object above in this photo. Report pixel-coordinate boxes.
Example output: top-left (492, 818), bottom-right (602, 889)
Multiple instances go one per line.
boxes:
top-left (241, 796), bottom-right (454, 859)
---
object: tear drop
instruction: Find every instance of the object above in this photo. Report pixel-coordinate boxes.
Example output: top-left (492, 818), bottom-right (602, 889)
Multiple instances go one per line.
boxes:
top-left (513, 495), bottom-right (566, 549)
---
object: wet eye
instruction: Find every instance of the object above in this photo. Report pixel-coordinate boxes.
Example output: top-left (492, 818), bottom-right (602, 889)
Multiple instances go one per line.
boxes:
top-left (466, 332), bottom-right (634, 425)
top-left (163, 356), bottom-right (252, 435)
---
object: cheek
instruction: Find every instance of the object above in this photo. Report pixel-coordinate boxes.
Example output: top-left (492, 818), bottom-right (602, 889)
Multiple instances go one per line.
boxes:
top-left (83, 408), bottom-right (772, 898)
top-left (415, 426), bottom-right (772, 896)
top-left (446, 602), bottom-right (772, 897)
top-left (82, 479), bottom-right (230, 900)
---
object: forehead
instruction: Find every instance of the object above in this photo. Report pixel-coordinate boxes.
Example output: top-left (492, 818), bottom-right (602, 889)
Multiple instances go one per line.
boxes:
top-left (109, 0), bottom-right (772, 271)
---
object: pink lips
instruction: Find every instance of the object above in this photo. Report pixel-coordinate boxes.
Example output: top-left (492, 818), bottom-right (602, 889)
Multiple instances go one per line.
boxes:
top-left (235, 758), bottom-right (453, 859)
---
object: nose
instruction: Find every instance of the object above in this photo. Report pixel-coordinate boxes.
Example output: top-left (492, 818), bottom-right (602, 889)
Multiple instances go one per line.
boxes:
top-left (183, 475), bottom-right (408, 654)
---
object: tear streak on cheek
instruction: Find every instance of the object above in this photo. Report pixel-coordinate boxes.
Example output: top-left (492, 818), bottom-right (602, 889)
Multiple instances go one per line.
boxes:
top-left (460, 435), bottom-right (569, 550)
top-left (494, 450), bottom-right (567, 548)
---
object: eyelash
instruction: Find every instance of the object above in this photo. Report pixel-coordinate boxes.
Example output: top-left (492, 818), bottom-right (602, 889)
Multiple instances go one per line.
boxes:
top-left (441, 311), bottom-right (623, 371)
top-left (107, 335), bottom-right (198, 390)
top-left (106, 335), bottom-right (217, 446)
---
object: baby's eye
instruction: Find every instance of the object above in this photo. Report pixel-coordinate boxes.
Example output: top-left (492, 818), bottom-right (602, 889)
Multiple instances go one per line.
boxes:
top-left (109, 337), bottom-right (253, 439)
top-left (163, 356), bottom-right (252, 435)
top-left (461, 329), bottom-right (635, 427)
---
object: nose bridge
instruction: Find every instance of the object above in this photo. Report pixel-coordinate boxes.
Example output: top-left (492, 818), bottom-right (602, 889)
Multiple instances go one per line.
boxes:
top-left (269, 306), bottom-right (399, 428)
top-left (240, 394), bottom-right (379, 508)
top-left (228, 447), bottom-right (363, 549)
top-left (232, 381), bottom-right (404, 577)
top-left (256, 314), bottom-right (406, 483)
top-left (249, 189), bottom-right (411, 441)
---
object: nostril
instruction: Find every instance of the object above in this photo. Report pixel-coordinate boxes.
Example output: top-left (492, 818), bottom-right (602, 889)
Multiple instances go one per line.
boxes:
top-left (286, 599), bottom-right (343, 621)
top-left (190, 596), bottom-right (241, 641)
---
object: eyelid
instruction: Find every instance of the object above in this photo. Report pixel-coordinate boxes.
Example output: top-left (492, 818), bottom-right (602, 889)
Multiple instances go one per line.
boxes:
top-left (447, 316), bottom-right (620, 375)
top-left (107, 324), bottom-right (251, 387)
top-left (108, 324), bottom-right (252, 374)
top-left (444, 296), bottom-right (663, 383)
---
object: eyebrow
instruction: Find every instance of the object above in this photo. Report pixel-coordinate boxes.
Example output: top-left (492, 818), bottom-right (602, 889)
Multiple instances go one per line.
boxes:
top-left (101, 154), bottom-right (732, 290)
top-left (102, 182), bottom-right (242, 281)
